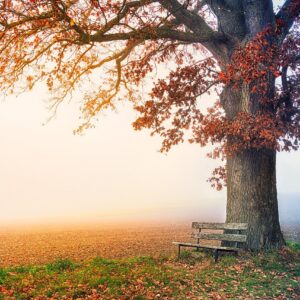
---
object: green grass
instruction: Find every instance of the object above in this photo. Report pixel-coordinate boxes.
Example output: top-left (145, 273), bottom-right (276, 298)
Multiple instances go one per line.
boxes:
top-left (0, 242), bottom-right (299, 299)
top-left (287, 240), bottom-right (300, 251)
top-left (45, 258), bottom-right (77, 273)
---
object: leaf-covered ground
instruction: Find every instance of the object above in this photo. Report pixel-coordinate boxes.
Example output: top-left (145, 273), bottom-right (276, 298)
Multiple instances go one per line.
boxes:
top-left (0, 224), bottom-right (190, 267)
top-left (1, 224), bottom-right (299, 268)
top-left (0, 243), bottom-right (299, 300)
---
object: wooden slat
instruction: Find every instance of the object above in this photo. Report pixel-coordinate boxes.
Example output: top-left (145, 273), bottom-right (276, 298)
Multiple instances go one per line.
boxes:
top-left (191, 233), bottom-right (247, 243)
top-left (192, 222), bottom-right (248, 230)
top-left (172, 242), bottom-right (240, 252)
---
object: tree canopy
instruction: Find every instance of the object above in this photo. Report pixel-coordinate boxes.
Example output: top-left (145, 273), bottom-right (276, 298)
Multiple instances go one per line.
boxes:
top-left (0, 0), bottom-right (299, 189)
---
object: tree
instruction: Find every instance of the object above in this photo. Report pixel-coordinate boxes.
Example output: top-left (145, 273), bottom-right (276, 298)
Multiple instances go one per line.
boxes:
top-left (0, 0), bottom-right (299, 250)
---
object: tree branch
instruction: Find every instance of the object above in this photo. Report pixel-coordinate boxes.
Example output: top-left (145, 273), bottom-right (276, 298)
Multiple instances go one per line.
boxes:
top-left (276, 0), bottom-right (300, 43)
top-left (90, 0), bottom-right (226, 46)
top-left (91, 0), bottom-right (156, 41)
top-left (206, 0), bottom-right (246, 42)
top-left (90, 26), bottom-right (221, 44)
top-left (158, 0), bottom-right (221, 38)
top-left (158, 0), bottom-right (229, 60)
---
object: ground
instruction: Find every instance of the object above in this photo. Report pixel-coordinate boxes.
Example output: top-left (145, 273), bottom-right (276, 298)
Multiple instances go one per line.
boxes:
top-left (1, 223), bottom-right (299, 267)
top-left (0, 223), bottom-right (299, 299)
top-left (0, 244), bottom-right (299, 299)
top-left (0, 223), bottom-right (189, 267)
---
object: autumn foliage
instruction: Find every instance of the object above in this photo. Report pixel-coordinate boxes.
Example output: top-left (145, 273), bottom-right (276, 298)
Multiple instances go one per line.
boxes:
top-left (0, 0), bottom-right (299, 190)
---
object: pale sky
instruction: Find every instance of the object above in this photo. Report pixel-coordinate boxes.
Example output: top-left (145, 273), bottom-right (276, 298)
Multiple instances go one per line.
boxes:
top-left (0, 0), bottom-right (299, 226)
top-left (0, 83), bottom-right (299, 226)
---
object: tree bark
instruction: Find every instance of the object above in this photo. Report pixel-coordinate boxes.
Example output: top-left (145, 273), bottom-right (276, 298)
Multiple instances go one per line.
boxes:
top-left (220, 81), bottom-right (285, 250)
top-left (215, 0), bottom-right (286, 250)
top-left (226, 148), bottom-right (285, 250)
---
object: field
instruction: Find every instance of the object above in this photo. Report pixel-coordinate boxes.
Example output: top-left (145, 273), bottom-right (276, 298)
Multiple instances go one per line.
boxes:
top-left (0, 223), bottom-right (299, 299)
top-left (1, 223), bottom-right (299, 267)
top-left (0, 223), bottom-right (190, 267)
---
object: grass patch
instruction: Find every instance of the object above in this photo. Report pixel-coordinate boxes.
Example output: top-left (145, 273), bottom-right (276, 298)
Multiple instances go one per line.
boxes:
top-left (0, 244), bottom-right (299, 299)
top-left (0, 269), bottom-right (7, 284)
top-left (45, 258), bottom-right (77, 273)
top-left (287, 241), bottom-right (300, 252)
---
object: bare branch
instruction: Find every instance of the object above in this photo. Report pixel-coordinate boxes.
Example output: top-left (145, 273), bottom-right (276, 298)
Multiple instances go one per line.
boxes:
top-left (158, 0), bottom-right (224, 39)
top-left (158, 0), bottom-right (230, 60)
top-left (92, 0), bottom-right (156, 40)
top-left (91, 26), bottom-right (220, 44)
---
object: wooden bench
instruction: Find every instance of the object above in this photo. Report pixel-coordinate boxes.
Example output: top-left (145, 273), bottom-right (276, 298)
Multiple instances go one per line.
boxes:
top-left (173, 222), bottom-right (248, 262)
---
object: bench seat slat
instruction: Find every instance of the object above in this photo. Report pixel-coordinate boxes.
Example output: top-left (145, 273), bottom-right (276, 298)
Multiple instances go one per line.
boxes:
top-left (192, 222), bottom-right (248, 230)
top-left (191, 233), bottom-right (247, 243)
top-left (172, 242), bottom-right (240, 252)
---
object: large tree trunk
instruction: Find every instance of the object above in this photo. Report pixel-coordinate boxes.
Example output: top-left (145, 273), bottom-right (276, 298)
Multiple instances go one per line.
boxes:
top-left (221, 84), bottom-right (285, 250)
top-left (215, 1), bottom-right (286, 250)
top-left (226, 148), bottom-right (285, 250)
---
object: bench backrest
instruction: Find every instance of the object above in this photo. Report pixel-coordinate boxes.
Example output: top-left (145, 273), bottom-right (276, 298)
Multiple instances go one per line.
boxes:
top-left (192, 222), bottom-right (248, 230)
top-left (191, 222), bottom-right (248, 245)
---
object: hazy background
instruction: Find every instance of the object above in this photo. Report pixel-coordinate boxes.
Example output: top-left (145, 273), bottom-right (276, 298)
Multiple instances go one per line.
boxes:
top-left (0, 0), bottom-right (299, 228)
top-left (0, 83), bottom-right (299, 227)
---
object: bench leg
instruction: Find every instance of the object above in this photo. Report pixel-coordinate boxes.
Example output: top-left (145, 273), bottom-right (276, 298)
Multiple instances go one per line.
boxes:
top-left (214, 249), bottom-right (219, 263)
top-left (178, 245), bottom-right (181, 259)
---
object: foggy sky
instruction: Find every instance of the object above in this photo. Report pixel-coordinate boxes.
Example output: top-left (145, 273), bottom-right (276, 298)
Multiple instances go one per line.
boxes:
top-left (1, 0), bottom-right (299, 226)
top-left (0, 84), bottom-right (299, 226)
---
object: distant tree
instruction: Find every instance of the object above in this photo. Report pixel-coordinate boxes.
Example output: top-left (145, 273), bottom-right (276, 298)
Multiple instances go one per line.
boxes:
top-left (0, 0), bottom-right (299, 249)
